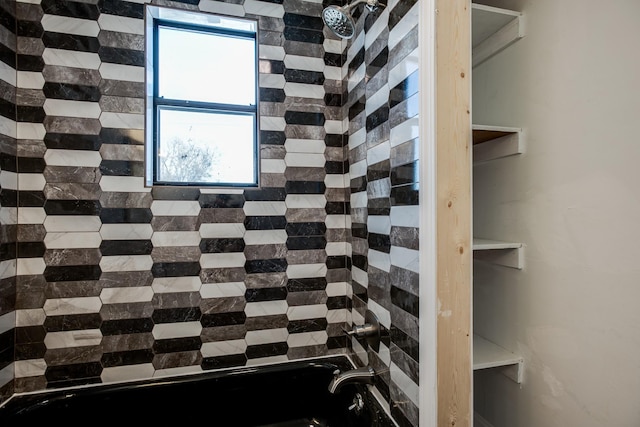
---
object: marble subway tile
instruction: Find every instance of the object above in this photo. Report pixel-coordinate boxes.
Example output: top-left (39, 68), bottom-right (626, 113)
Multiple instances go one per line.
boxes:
top-left (245, 328), bottom-right (288, 345)
top-left (151, 321), bottom-right (202, 340)
top-left (200, 281), bottom-right (245, 299)
top-left (97, 14), bottom-right (144, 36)
top-left (151, 231), bottom-right (200, 247)
top-left (42, 296), bottom-right (102, 316)
top-left (244, 300), bottom-right (288, 317)
top-left (200, 339), bottom-right (247, 358)
top-left (43, 232), bottom-right (102, 249)
top-left (152, 276), bottom-right (202, 294)
top-left (42, 65), bottom-right (101, 86)
top-left (43, 329), bottom-right (102, 349)
top-left (100, 255), bottom-right (154, 272)
top-left (199, 0), bottom-right (245, 17)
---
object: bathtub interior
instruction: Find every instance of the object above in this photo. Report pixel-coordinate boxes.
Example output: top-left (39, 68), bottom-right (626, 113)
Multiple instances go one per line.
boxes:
top-left (0, 355), bottom-right (398, 426)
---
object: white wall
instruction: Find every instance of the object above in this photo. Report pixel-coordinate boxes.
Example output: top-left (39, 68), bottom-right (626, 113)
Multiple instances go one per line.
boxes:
top-left (471, 1), bottom-right (640, 426)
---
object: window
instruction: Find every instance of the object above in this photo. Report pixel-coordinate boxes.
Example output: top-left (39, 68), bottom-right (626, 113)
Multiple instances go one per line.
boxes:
top-left (145, 6), bottom-right (259, 187)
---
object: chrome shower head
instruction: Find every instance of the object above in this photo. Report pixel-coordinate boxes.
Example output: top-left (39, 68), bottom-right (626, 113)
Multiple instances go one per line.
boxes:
top-left (322, 0), bottom-right (385, 40)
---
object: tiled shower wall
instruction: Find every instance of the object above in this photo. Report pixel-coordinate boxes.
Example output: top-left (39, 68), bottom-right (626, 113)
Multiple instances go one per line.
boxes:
top-left (346, 0), bottom-right (419, 425)
top-left (0, 0), bottom-right (17, 403)
top-left (0, 0), bottom-right (423, 426)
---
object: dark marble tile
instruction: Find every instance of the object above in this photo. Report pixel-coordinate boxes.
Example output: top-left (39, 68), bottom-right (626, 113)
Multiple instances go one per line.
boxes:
top-left (390, 69), bottom-right (418, 108)
top-left (100, 127), bottom-right (143, 145)
top-left (260, 87), bottom-right (286, 103)
top-left (43, 265), bottom-right (101, 282)
top-left (18, 156), bottom-right (46, 173)
top-left (199, 193), bottom-right (245, 208)
top-left (283, 12), bottom-right (323, 30)
top-left (99, 79), bottom-right (144, 98)
top-left (199, 238), bottom-right (245, 253)
top-left (286, 236), bottom-right (326, 250)
top-left (388, 0), bottom-right (418, 31)
top-left (284, 110), bottom-right (325, 126)
top-left (245, 286), bottom-right (287, 302)
top-left (244, 244), bottom-right (287, 261)
top-left (285, 167), bottom-right (325, 182)
top-left (243, 187), bottom-right (286, 201)
top-left (100, 240), bottom-right (153, 256)
top-left (43, 32), bottom-right (99, 53)
top-left (44, 362), bottom-right (103, 388)
top-left (246, 342), bottom-right (289, 359)
top-left (98, 0), bottom-right (144, 18)
top-left (152, 307), bottom-right (202, 324)
top-left (244, 215), bottom-right (286, 230)
top-left (201, 353), bottom-right (247, 370)
top-left (284, 68), bottom-right (324, 85)
top-left (101, 348), bottom-right (154, 367)
top-left (151, 262), bottom-right (200, 277)
top-left (368, 232), bottom-right (391, 253)
top-left (44, 313), bottom-right (102, 332)
top-left (41, 0), bottom-right (100, 19)
top-left (366, 105), bottom-right (389, 132)
top-left (283, 26), bottom-right (323, 44)
top-left (348, 46), bottom-right (364, 73)
top-left (151, 247), bottom-right (201, 263)
top-left (390, 325), bottom-right (418, 362)
top-left (43, 82), bottom-right (101, 102)
top-left (323, 51), bottom-right (344, 67)
top-left (17, 21), bottom-right (43, 38)
top-left (367, 46), bottom-right (388, 80)
top-left (244, 258), bottom-right (288, 274)
top-left (152, 336), bottom-right (202, 354)
top-left (200, 311), bottom-right (246, 328)
top-left (390, 226), bottom-right (418, 251)
top-left (42, 65), bottom-right (102, 87)
top-left (199, 267), bottom-right (246, 284)
top-left (44, 116), bottom-right (101, 135)
top-left (100, 208), bottom-right (152, 224)
top-left (100, 159), bottom-right (144, 176)
top-left (44, 248), bottom-right (101, 266)
top-left (100, 318), bottom-right (154, 335)
top-left (44, 199), bottom-right (100, 215)
top-left (285, 180), bottom-right (325, 195)
top-left (390, 183), bottom-right (418, 206)
top-left (98, 46), bottom-right (144, 66)
top-left (260, 130), bottom-right (286, 145)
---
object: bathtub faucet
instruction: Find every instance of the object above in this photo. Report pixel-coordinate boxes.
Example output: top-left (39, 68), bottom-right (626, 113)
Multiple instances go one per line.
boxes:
top-left (328, 366), bottom-right (376, 394)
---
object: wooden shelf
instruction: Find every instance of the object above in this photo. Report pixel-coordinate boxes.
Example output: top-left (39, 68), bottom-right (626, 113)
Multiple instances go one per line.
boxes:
top-left (474, 334), bottom-right (523, 383)
top-left (473, 124), bottom-right (523, 163)
top-left (473, 238), bottom-right (524, 269)
top-left (472, 3), bottom-right (524, 68)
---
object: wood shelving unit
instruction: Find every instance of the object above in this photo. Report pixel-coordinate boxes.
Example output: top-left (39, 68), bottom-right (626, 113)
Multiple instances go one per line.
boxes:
top-left (473, 334), bottom-right (524, 383)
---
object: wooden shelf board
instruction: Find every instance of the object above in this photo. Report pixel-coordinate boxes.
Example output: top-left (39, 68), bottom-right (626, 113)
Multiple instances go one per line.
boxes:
top-left (473, 334), bottom-right (523, 383)
top-left (472, 3), bottom-right (523, 68)
top-left (472, 125), bottom-right (523, 163)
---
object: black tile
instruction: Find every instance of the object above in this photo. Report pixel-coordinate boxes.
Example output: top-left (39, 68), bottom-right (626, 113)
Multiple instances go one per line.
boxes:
top-left (0, 153), bottom-right (17, 172)
top-left (352, 254), bottom-right (368, 271)
top-left (17, 190), bottom-right (45, 207)
top-left (390, 184), bottom-right (419, 206)
top-left (390, 326), bottom-right (418, 362)
top-left (391, 160), bottom-right (419, 186)
top-left (0, 9), bottom-right (15, 36)
top-left (200, 311), bottom-right (246, 328)
top-left (41, 0), bottom-right (100, 20)
top-left (43, 265), bottom-right (101, 282)
top-left (100, 159), bottom-right (144, 176)
top-left (0, 242), bottom-right (16, 261)
top-left (286, 236), bottom-right (326, 250)
top-left (260, 88), bottom-right (286, 103)
top-left (98, 0), bottom-right (144, 19)
top-left (202, 353), bottom-right (247, 370)
top-left (153, 336), bottom-right (202, 353)
top-left (351, 223), bottom-right (367, 239)
top-left (367, 159), bottom-right (390, 181)
top-left (259, 59), bottom-right (285, 74)
top-left (0, 44), bottom-right (16, 69)
top-left (283, 13), bottom-right (323, 31)
top-left (246, 342), bottom-right (288, 359)
top-left (351, 176), bottom-right (367, 193)
top-left (14, 325), bottom-right (46, 345)
top-left (390, 70), bottom-right (418, 108)
top-left (16, 54), bottom-right (44, 71)
top-left (391, 406), bottom-right (414, 427)
top-left (151, 187), bottom-right (200, 201)
top-left (325, 160), bottom-right (348, 174)
top-left (18, 157), bottom-right (46, 173)
top-left (152, 262), bottom-right (201, 277)
top-left (366, 105), bottom-right (389, 132)
top-left (100, 318), bottom-right (154, 335)
top-left (244, 258), bottom-right (288, 274)
top-left (44, 313), bottom-right (102, 332)
top-left (44, 200), bottom-right (100, 215)
top-left (283, 27), bottom-right (323, 44)
top-left (0, 189), bottom-right (18, 207)
top-left (17, 21), bottom-right (43, 38)
top-left (100, 127), bottom-right (142, 145)
top-left (324, 133), bottom-right (345, 148)
top-left (245, 287), bottom-right (287, 302)
top-left (45, 133), bottom-right (102, 151)
top-left (327, 335), bottom-right (347, 350)
top-left (326, 295), bottom-right (347, 310)
top-left (285, 181), bottom-right (326, 194)
top-left (0, 97), bottom-right (15, 121)
top-left (348, 47), bottom-right (364, 73)
top-left (284, 69), bottom-right (325, 85)
top-left (285, 222), bottom-right (326, 236)
top-left (16, 241), bottom-right (46, 258)
top-left (199, 238), bottom-right (245, 253)
top-left (17, 105), bottom-right (46, 123)
top-left (326, 255), bottom-right (347, 269)
top-left (368, 233), bottom-right (391, 253)
top-left (367, 46), bottom-right (388, 79)
top-left (349, 96), bottom-right (365, 121)
top-left (367, 197), bottom-right (391, 216)
top-left (199, 193), bottom-right (245, 208)
top-left (284, 111), bottom-right (325, 126)
top-left (286, 277), bottom-right (327, 292)
top-left (100, 240), bottom-right (153, 256)
top-left (389, 0), bottom-right (418, 32)
top-left (43, 32), bottom-right (100, 53)
top-left (323, 52), bottom-right (344, 67)
top-left (98, 46), bottom-right (144, 66)
top-left (244, 216), bottom-right (286, 230)
top-left (243, 187), bottom-right (286, 201)
top-left (152, 307), bottom-right (202, 323)
top-left (287, 318), bottom-right (327, 333)
top-left (100, 208), bottom-right (152, 224)
top-left (391, 285), bottom-right (419, 316)
top-left (324, 92), bottom-right (342, 107)
top-left (43, 82), bottom-right (101, 102)
top-left (45, 363), bottom-right (103, 387)
top-left (260, 130), bottom-right (286, 146)
top-left (325, 201), bottom-right (348, 215)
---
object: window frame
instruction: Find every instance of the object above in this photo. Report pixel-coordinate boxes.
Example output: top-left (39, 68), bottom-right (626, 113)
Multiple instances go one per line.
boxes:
top-left (144, 6), bottom-right (260, 188)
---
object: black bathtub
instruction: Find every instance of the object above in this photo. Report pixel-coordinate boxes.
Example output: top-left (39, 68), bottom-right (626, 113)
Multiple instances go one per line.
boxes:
top-left (0, 355), bottom-right (397, 426)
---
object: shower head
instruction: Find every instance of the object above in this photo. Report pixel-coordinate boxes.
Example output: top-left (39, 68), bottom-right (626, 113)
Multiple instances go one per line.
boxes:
top-left (322, 0), bottom-right (385, 40)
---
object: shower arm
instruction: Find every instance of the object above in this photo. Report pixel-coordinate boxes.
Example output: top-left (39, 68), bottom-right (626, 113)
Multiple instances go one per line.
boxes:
top-left (343, 0), bottom-right (384, 13)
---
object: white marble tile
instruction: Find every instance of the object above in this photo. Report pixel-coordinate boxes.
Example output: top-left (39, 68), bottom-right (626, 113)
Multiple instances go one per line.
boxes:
top-left (100, 112), bottom-right (144, 129)
top-left (244, 300), bottom-right (288, 317)
top-left (324, 174), bottom-right (348, 189)
top-left (0, 60), bottom-right (16, 86)
top-left (284, 55), bottom-right (325, 72)
top-left (243, 201), bottom-right (286, 216)
top-left (285, 194), bottom-right (326, 209)
top-left (44, 215), bottom-right (101, 232)
top-left (368, 298), bottom-right (391, 329)
top-left (0, 311), bottom-right (15, 334)
top-left (17, 122), bottom-right (45, 140)
top-left (99, 62), bottom-right (145, 82)
top-left (99, 223), bottom-right (154, 240)
top-left (100, 286), bottom-right (154, 304)
top-left (284, 138), bottom-right (324, 153)
top-left (0, 207), bottom-right (16, 227)
top-left (259, 73), bottom-right (286, 89)
top-left (389, 47), bottom-right (419, 89)
top-left (245, 328), bottom-right (288, 345)
top-left (286, 263), bottom-right (327, 279)
top-left (244, 0), bottom-right (284, 18)
top-left (15, 309), bottom-right (44, 327)
top-left (243, 229), bottom-right (287, 245)
top-left (349, 127), bottom-right (366, 150)
top-left (287, 304), bottom-right (328, 321)
top-left (198, 0), bottom-right (244, 16)
top-left (390, 246), bottom-right (419, 273)
top-left (325, 214), bottom-right (349, 229)
top-left (347, 63), bottom-right (366, 93)
top-left (98, 14), bottom-right (144, 35)
top-left (153, 276), bottom-right (202, 293)
top-left (199, 252), bottom-right (246, 269)
top-left (199, 223), bottom-right (246, 238)
top-left (324, 119), bottom-right (344, 134)
top-left (17, 173), bottom-right (45, 191)
top-left (17, 71), bottom-right (44, 89)
top-left (391, 362), bottom-right (420, 406)
top-left (152, 321), bottom-right (202, 339)
top-left (351, 266), bottom-right (368, 287)
top-left (283, 82), bottom-right (325, 99)
top-left (43, 297), bottom-right (102, 316)
top-left (200, 281), bottom-right (246, 298)
top-left (390, 116), bottom-right (419, 147)
top-left (368, 249), bottom-right (391, 273)
top-left (14, 359), bottom-right (47, 379)
top-left (0, 117), bottom-right (15, 141)
top-left (389, 1), bottom-right (419, 50)
top-left (44, 149), bottom-right (101, 167)
top-left (368, 215), bottom-right (391, 235)
top-left (326, 281), bottom-right (348, 297)
top-left (44, 99), bottom-right (101, 118)
top-left (100, 176), bottom-right (150, 192)
top-left (43, 48), bottom-right (101, 69)
top-left (284, 152), bottom-right (325, 168)
top-left (323, 65), bottom-right (342, 81)
top-left (201, 340), bottom-right (247, 357)
top-left (390, 206), bottom-right (420, 228)
top-left (0, 260), bottom-right (16, 280)
top-left (151, 231), bottom-right (200, 247)
top-left (325, 242), bottom-right (347, 256)
top-left (100, 255), bottom-right (154, 272)
top-left (350, 158), bottom-right (367, 178)
top-left (42, 14), bottom-right (100, 37)
top-left (260, 158), bottom-right (286, 174)
top-left (151, 200), bottom-right (201, 216)
top-left (322, 37), bottom-right (346, 54)
top-left (367, 140), bottom-right (391, 165)
top-left (101, 364), bottom-right (155, 384)
top-left (365, 85), bottom-right (391, 115)
top-left (17, 258), bottom-right (45, 276)
top-left (0, 170), bottom-right (16, 190)
top-left (287, 330), bottom-right (327, 347)
top-left (260, 116), bottom-right (286, 131)
top-left (259, 44), bottom-right (285, 61)
top-left (44, 232), bottom-right (102, 249)
top-left (350, 191), bottom-right (368, 209)
top-left (326, 308), bottom-right (348, 323)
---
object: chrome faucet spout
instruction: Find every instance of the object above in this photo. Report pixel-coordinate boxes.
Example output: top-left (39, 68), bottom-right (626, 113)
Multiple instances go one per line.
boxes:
top-left (328, 366), bottom-right (376, 394)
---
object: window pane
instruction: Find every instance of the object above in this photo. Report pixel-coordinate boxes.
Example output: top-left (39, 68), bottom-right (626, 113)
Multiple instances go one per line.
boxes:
top-left (157, 108), bottom-right (256, 185)
top-left (158, 26), bottom-right (256, 106)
